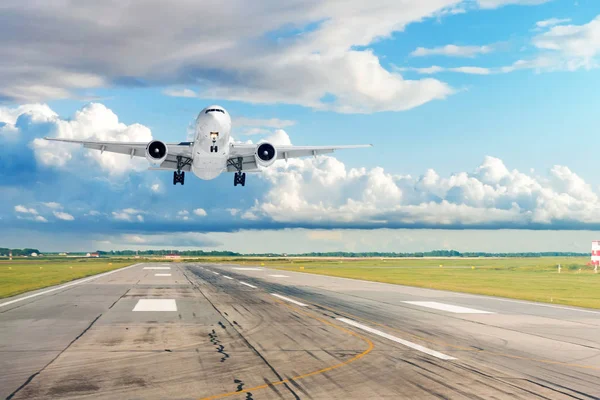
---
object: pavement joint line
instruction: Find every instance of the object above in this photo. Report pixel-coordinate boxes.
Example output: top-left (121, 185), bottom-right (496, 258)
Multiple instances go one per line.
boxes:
top-left (336, 317), bottom-right (456, 361)
top-left (271, 293), bottom-right (308, 307)
top-left (0, 263), bottom-right (144, 309)
top-left (239, 281), bottom-right (257, 289)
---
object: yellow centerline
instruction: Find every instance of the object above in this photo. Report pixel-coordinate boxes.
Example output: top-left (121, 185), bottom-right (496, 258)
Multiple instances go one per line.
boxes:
top-left (198, 298), bottom-right (374, 400)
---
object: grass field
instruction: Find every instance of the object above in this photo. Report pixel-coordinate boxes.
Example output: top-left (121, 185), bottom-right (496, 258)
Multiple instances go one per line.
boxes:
top-left (0, 258), bottom-right (133, 299)
top-left (229, 257), bottom-right (600, 309)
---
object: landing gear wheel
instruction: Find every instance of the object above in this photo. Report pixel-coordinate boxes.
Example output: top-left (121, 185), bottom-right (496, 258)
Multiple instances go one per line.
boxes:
top-left (234, 172), bottom-right (246, 187)
top-left (173, 171), bottom-right (185, 185)
top-left (210, 145), bottom-right (218, 153)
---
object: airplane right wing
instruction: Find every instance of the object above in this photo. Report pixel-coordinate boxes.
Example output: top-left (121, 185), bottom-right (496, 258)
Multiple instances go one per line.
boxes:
top-left (227, 143), bottom-right (372, 172)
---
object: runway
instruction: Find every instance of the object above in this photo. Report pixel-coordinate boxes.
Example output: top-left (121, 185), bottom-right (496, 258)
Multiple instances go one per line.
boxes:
top-left (1, 263), bottom-right (599, 399)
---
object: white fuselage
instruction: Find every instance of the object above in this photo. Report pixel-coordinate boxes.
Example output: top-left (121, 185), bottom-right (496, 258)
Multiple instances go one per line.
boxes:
top-left (191, 105), bottom-right (232, 180)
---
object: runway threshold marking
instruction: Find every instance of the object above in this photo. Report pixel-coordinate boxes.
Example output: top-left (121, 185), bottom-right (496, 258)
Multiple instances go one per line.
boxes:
top-left (155, 273), bottom-right (172, 277)
top-left (0, 263), bottom-right (143, 309)
top-left (133, 299), bottom-right (177, 311)
top-left (239, 281), bottom-right (257, 289)
top-left (337, 317), bottom-right (456, 360)
top-left (222, 275), bottom-right (234, 280)
top-left (143, 266), bottom-right (171, 270)
top-left (403, 301), bottom-right (494, 314)
top-left (199, 300), bottom-right (374, 400)
top-left (271, 293), bottom-right (308, 307)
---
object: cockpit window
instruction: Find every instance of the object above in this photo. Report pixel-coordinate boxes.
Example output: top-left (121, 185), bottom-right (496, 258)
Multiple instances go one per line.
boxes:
top-left (205, 109), bottom-right (225, 114)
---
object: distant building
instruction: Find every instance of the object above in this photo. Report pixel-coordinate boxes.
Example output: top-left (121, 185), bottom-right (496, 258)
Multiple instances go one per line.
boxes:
top-left (165, 254), bottom-right (181, 259)
top-left (59, 252), bottom-right (67, 256)
top-left (86, 252), bottom-right (100, 258)
top-left (31, 252), bottom-right (38, 257)
top-left (592, 241), bottom-right (600, 266)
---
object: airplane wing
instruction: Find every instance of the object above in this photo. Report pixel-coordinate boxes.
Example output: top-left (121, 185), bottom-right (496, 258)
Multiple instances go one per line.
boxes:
top-left (227, 143), bottom-right (372, 172)
top-left (43, 137), bottom-right (194, 171)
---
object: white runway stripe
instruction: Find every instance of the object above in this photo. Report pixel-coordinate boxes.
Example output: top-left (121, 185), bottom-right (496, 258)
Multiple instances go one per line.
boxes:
top-left (0, 263), bottom-right (143, 309)
top-left (132, 299), bottom-right (177, 312)
top-left (223, 275), bottom-right (234, 280)
top-left (232, 267), bottom-right (262, 271)
top-left (143, 266), bottom-right (171, 270)
top-left (337, 318), bottom-right (456, 360)
top-left (403, 301), bottom-right (494, 314)
top-left (211, 271), bottom-right (220, 275)
top-left (269, 274), bottom-right (289, 278)
top-left (271, 293), bottom-right (308, 307)
top-left (239, 281), bottom-right (257, 289)
top-left (154, 273), bottom-right (171, 277)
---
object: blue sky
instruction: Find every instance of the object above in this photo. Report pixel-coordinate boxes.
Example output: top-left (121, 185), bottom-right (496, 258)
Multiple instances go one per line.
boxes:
top-left (1, 0), bottom-right (600, 253)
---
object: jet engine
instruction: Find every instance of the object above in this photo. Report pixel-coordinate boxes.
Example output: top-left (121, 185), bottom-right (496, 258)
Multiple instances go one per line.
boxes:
top-left (145, 140), bottom-right (168, 164)
top-left (255, 142), bottom-right (277, 167)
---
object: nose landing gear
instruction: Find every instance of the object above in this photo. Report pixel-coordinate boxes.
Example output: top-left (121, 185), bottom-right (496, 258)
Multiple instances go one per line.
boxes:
top-left (173, 171), bottom-right (185, 185)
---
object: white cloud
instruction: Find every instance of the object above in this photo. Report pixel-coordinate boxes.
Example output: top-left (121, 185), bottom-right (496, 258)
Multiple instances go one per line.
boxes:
top-left (34, 215), bottom-right (48, 223)
top-left (163, 88), bottom-right (197, 98)
top-left (531, 15), bottom-right (600, 70)
top-left (193, 208), bottom-right (207, 217)
top-left (150, 183), bottom-right (162, 193)
top-left (536, 18), bottom-right (571, 29)
top-left (0, 104), bottom-right (57, 137)
top-left (234, 117), bottom-right (297, 129)
top-left (30, 103), bottom-right (153, 175)
top-left (15, 205), bottom-right (38, 215)
top-left (242, 154), bottom-right (600, 228)
top-left (53, 211), bottom-right (74, 221)
top-left (227, 208), bottom-right (240, 216)
top-left (477, 0), bottom-right (551, 9)
top-left (411, 45), bottom-right (493, 58)
top-left (0, 1), bottom-right (462, 113)
top-left (42, 202), bottom-right (62, 209)
top-left (403, 65), bottom-right (492, 75)
top-left (112, 208), bottom-right (145, 222)
top-left (177, 210), bottom-right (189, 216)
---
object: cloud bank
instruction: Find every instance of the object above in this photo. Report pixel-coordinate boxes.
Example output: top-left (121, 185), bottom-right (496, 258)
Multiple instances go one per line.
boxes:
top-left (2, 103), bottom-right (600, 235)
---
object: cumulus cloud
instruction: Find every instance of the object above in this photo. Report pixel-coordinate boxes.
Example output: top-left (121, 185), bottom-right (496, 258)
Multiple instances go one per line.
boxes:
top-left (401, 65), bottom-right (492, 75)
top-left (243, 152), bottom-right (600, 229)
top-left (410, 45), bottom-right (493, 58)
top-left (53, 211), bottom-right (74, 221)
top-left (0, 1), bottom-right (464, 113)
top-left (15, 205), bottom-right (38, 215)
top-left (42, 202), bottom-right (62, 209)
top-left (112, 208), bottom-right (145, 222)
top-left (193, 208), bottom-right (207, 217)
top-left (31, 103), bottom-right (153, 175)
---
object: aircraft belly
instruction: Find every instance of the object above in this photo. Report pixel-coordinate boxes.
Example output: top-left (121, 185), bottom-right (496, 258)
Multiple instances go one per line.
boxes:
top-left (192, 157), bottom-right (226, 180)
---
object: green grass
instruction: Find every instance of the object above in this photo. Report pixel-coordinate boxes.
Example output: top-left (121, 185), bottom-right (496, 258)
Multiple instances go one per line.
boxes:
top-left (0, 258), bottom-right (133, 299)
top-left (230, 257), bottom-right (600, 309)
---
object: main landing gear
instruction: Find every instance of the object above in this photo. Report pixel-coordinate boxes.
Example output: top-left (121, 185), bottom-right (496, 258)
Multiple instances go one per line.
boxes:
top-left (234, 172), bottom-right (246, 187)
top-left (173, 171), bottom-right (185, 185)
top-left (173, 156), bottom-right (191, 186)
top-left (228, 157), bottom-right (246, 187)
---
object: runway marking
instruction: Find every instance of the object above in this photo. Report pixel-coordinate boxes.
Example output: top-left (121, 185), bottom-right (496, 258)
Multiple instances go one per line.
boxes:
top-left (0, 263), bottom-right (143, 309)
top-left (402, 301), bottom-right (494, 314)
top-left (269, 274), bottom-right (289, 278)
top-left (232, 267), bottom-right (262, 271)
top-left (154, 273), bottom-right (171, 277)
top-left (271, 293), bottom-right (308, 307)
top-left (199, 300), bottom-right (374, 400)
top-left (337, 317), bottom-right (456, 360)
top-left (143, 266), bottom-right (171, 270)
top-left (222, 275), bottom-right (234, 280)
top-left (239, 281), bottom-right (257, 289)
top-left (132, 299), bottom-right (177, 312)
top-left (211, 271), bottom-right (220, 275)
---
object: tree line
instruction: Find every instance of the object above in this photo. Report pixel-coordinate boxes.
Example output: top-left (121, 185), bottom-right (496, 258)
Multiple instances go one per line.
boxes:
top-left (0, 248), bottom-right (41, 256)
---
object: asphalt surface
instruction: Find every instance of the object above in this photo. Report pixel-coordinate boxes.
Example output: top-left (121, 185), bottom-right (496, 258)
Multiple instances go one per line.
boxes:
top-left (1, 262), bottom-right (599, 399)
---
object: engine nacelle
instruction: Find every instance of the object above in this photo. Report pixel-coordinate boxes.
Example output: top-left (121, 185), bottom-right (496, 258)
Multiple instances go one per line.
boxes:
top-left (254, 142), bottom-right (277, 167)
top-left (145, 140), bottom-right (168, 164)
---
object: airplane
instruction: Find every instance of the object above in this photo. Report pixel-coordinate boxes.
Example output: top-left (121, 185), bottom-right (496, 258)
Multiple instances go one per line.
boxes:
top-left (45, 105), bottom-right (372, 187)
